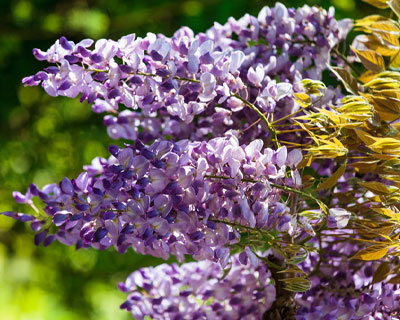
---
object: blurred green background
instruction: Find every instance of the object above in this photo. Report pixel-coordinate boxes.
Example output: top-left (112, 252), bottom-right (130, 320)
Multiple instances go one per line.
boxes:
top-left (0, 0), bottom-right (376, 319)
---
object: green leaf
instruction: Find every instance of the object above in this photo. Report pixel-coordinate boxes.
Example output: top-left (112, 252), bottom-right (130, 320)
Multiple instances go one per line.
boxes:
top-left (329, 66), bottom-right (359, 95)
top-left (351, 46), bottom-right (385, 72)
top-left (299, 210), bottom-right (323, 220)
top-left (285, 246), bottom-right (309, 265)
top-left (354, 129), bottom-right (377, 146)
top-left (371, 96), bottom-right (400, 115)
top-left (316, 162), bottom-right (346, 191)
top-left (388, 274), bottom-right (400, 284)
top-left (369, 137), bottom-right (400, 154)
top-left (220, 265), bottom-right (232, 280)
top-left (389, 0), bottom-right (400, 18)
top-left (372, 261), bottom-right (391, 283)
top-left (300, 79), bottom-right (326, 96)
top-left (350, 243), bottom-right (389, 261)
top-left (362, 0), bottom-right (389, 8)
top-left (280, 277), bottom-right (312, 292)
top-left (349, 160), bottom-right (379, 173)
top-left (360, 181), bottom-right (397, 195)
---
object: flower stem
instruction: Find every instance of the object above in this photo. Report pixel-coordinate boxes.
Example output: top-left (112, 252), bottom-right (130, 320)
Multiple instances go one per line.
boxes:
top-left (233, 93), bottom-right (280, 148)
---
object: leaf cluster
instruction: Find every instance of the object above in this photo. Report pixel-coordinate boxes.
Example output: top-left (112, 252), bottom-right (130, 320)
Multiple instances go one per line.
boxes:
top-left (282, 0), bottom-right (400, 287)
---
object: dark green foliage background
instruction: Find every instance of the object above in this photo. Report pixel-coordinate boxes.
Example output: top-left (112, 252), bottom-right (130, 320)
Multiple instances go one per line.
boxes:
top-left (0, 0), bottom-right (374, 319)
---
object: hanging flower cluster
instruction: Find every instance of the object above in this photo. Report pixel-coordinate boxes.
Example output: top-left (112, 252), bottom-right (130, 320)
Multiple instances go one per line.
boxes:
top-left (5, 1), bottom-right (400, 319)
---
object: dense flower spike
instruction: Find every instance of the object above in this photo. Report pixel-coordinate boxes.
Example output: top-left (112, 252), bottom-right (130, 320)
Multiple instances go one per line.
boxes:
top-left (22, 3), bottom-right (351, 143)
top-left (3, 134), bottom-right (310, 265)
top-left (119, 255), bottom-right (276, 320)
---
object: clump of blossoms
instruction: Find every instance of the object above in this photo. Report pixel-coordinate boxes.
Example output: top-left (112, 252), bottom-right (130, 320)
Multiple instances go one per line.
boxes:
top-left (6, 1), bottom-right (400, 319)
top-left (7, 135), bottom-right (304, 265)
top-left (21, 2), bottom-right (350, 144)
top-left (119, 255), bottom-right (276, 320)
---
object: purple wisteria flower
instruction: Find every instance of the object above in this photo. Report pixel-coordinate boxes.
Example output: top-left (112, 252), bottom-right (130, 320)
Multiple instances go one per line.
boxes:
top-left (119, 254), bottom-right (276, 320)
top-left (3, 2), bottom-right (379, 320)
top-left (297, 240), bottom-right (400, 320)
top-left (327, 208), bottom-right (351, 229)
top-left (2, 134), bottom-right (309, 266)
top-left (21, 3), bottom-right (351, 144)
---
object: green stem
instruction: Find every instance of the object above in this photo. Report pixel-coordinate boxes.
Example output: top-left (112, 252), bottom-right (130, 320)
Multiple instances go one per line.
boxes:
top-left (272, 90), bottom-right (325, 125)
top-left (297, 222), bottom-right (327, 245)
top-left (253, 252), bottom-right (284, 271)
top-left (232, 93), bottom-right (280, 148)
top-left (269, 183), bottom-right (320, 205)
top-left (85, 68), bottom-right (200, 83)
top-left (204, 174), bottom-right (321, 205)
top-left (334, 49), bottom-right (361, 77)
top-left (209, 218), bottom-right (274, 240)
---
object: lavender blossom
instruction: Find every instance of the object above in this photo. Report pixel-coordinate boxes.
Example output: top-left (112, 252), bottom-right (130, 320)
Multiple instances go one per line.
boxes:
top-left (119, 254), bottom-right (276, 320)
top-left (22, 3), bottom-right (351, 144)
top-left (2, 134), bottom-right (308, 265)
top-left (297, 240), bottom-right (400, 320)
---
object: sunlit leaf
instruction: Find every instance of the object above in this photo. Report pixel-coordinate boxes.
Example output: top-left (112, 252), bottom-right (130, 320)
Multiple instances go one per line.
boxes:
top-left (372, 207), bottom-right (400, 219)
top-left (318, 108), bottom-right (342, 124)
top-left (351, 46), bottom-right (385, 72)
top-left (349, 160), bottom-right (379, 173)
top-left (376, 44), bottom-right (400, 56)
top-left (369, 153), bottom-right (399, 160)
top-left (370, 21), bottom-right (400, 33)
top-left (375, 30), bottom-right (400, 47)
top-left (388, 274), bottom-right (400, 283)
top-left (317, 200), bottom-right (328, 214)
top-left (354, 34), bottom-right (399, 56)
top-left (335, 99), bottom-right (374, 121)
top-left (293, 92), bottom-right (311, 104)
top-left (306, 138), bottom-right (348, 158)
top-left (380, 233), bottom-right (394, 242)
top-left (381, 159), bottom-right (400, 172)
top-left (359, 70), bottom-right (378, 83)
top-left (316, 162), bottom-right (346, 190)
top-left (362, 0), bottom-right (389, 8)
top-left (297, 154), bottom-right (313, 169)
top-left (300, 79), bottom-right (326, 96)
top-left (329, 66), bottom-right (359, 94)
top-left (354, 129), bottom-right (377, 145)
top-left (363, 94), bottom-right (400, 121)
top-left (390, 50), bottom-right (400, 68)
top-left (369, 137), bottom-right (400, 154)
top-left (371, 96), bottom-right (400, 114)
top-left (372, 261), bottom-right (390, 283)
top-left (350, 243), bottom-right (389, 261)
top-left (280, 277), bottom-right (312, 292)
top-left (355, 15), bottom-right (390, 27)
top-left (389, 0), bottom-right (400, 18)
top-left (369, 89), bottom-right (400, 98)
top-left (363, 77), bottom-right (400, 90)
top-left (360, 181), bottom-right (398, 195)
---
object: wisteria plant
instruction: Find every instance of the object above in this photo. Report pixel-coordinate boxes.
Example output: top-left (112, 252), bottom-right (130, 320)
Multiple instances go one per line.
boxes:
top-left (4, 1), bottom-right (400, 319)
